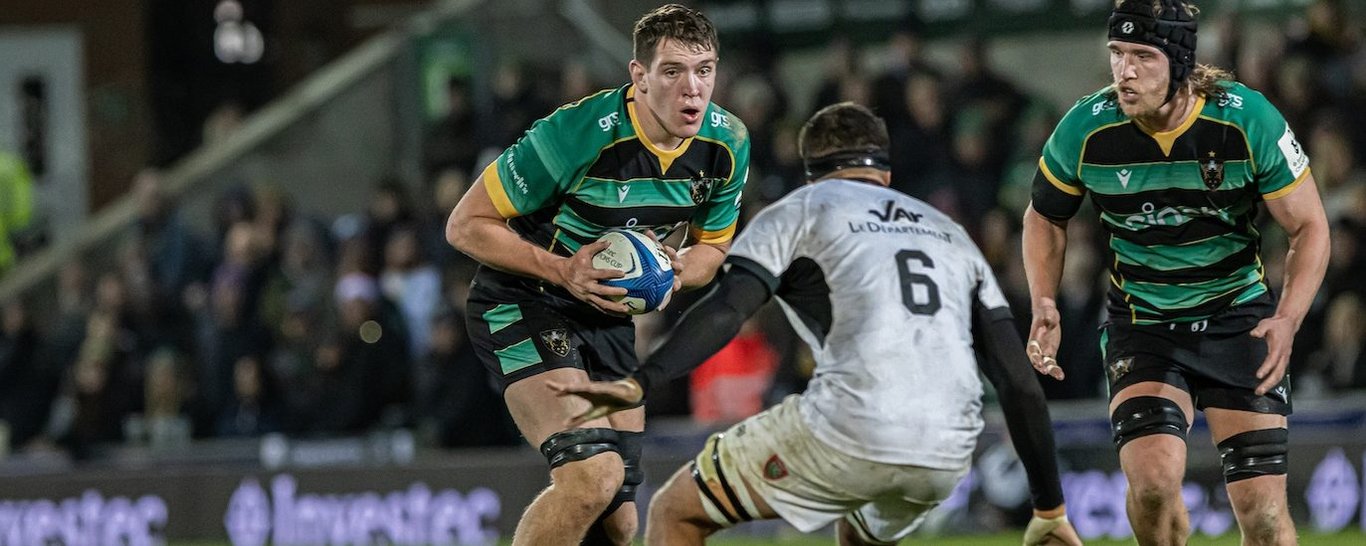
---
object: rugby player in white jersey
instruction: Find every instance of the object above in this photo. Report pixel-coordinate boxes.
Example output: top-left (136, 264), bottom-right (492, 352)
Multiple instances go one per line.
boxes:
top-left (553, 102), bottom-right (1081, 546)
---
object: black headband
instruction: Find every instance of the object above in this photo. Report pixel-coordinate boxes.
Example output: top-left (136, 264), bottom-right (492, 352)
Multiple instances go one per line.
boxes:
top-left (1108, 0), bottom-right (1197, 103)
top-left (803, 149), bottom-right (891, 181)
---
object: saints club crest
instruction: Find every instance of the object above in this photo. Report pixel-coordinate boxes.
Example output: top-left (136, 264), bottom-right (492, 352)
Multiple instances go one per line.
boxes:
top-left (690, 174), bottom-right (719, 205)
top-left (1108, 356), bottom-right (1134, 383)
top-left (1201, 151), bottom-right (1224, 190)
top-left (539, 329), bottom-right (571, 358)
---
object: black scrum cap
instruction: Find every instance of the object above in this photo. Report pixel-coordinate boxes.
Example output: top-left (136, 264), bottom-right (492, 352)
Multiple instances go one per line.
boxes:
top-left (1108, 0), bottom-right (1197, 103)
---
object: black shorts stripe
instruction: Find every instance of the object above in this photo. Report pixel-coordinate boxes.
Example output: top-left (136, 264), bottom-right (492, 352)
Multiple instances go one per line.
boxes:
top-left (711, 436), bottom-right (753, 521)
top-left (691, 462), bottom-right (739, 524)
top-left (1114, 244), bottom-right (1259, 284)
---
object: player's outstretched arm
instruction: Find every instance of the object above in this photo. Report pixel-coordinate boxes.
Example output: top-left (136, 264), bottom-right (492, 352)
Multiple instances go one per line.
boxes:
top-left (445, 174), bottom-right (630, 315)
top-left (552, 266), bottom-right (772, 425)
top-left (1021, 204), bottom-right (1068, 378)
top-left (973, 299), bottom-right (1071, 536)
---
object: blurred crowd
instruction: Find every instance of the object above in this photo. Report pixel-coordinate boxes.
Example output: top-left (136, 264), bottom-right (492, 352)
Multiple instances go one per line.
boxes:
top-left (1, 2), bottom-right (1364, 460)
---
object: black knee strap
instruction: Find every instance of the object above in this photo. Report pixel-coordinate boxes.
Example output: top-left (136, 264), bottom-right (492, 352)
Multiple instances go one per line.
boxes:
top-left (540, 428), bottom-right (620, 469)
top-left (1111, 396), bottom-right (1188, 449)
top-left (1218, 428), bottom-right (1288, 484)
top-left (603, 431), bottom-right (644, 515)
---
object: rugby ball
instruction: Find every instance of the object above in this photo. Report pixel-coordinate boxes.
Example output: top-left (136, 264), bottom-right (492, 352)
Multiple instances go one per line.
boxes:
top-left (592, 230), bottom-right (675, 314)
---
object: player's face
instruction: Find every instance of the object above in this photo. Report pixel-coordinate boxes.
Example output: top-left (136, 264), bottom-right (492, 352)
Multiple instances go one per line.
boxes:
top-left (632, 38), bottom-right (717, 140)
top-left (1108, 41), bottom-right (1169, 118)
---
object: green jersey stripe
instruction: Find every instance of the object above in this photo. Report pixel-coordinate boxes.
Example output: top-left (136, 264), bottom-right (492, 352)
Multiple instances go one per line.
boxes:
top-left (1115, 245), bottom-right (1259, 284)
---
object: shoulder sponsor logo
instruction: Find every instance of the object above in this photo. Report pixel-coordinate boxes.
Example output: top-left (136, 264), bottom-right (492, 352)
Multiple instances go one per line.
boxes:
top-left (1092, 99), bottom-right (1117, 116)
top-left (598, 112), bottom-right (620, 131)
top-left (506, 151), bottom-right (530, 195)
top-left (1277, 124), bottom-right (1309, 178)
top-left (1216, 92), bottom-right (1244, 109)
top-left (617, 185), bottom-right (631, 203)
top-left (709, 111), bottom-right (730, 129)
top-left (1116, 169), bottom-right (1132, 188)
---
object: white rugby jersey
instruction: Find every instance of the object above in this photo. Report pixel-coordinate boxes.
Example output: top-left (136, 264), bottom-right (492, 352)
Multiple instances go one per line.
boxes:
top-left (727, 179), bottom-right (1011, 468)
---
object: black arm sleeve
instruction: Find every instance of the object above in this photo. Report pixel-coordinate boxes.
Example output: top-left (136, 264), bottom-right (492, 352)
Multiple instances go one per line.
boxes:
top-left (1030, 168), bottom-right (1084, 222)
top-left (633, 266), bottom-right (774, 394)
top-left (972, 300), bottom-right (1066, 511)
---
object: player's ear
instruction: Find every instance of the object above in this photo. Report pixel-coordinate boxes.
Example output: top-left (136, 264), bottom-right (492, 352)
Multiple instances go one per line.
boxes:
top-left (629, 59), bottom-right (647, 93)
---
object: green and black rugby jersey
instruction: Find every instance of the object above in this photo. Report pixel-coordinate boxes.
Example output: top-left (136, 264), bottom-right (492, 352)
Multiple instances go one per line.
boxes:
top-left (481, 84), bottom-right (750, 256)
top-left (1031, 81), bottom-right (1312, 325)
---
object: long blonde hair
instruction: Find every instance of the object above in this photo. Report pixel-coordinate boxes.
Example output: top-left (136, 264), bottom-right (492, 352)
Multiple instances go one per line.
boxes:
top-left (1188, 63), bottom-right (1235, 98)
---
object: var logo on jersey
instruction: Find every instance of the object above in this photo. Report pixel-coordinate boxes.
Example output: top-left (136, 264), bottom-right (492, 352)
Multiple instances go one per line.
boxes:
top-left (869, 200), bottom-right (923, 223)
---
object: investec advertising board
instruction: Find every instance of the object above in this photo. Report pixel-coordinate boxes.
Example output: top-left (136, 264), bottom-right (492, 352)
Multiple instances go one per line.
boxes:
top-left (2, 416), bottom-right (1366, 543)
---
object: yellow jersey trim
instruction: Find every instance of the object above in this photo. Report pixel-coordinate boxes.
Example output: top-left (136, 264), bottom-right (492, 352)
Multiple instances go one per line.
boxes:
top-left (482, 162), bottom-right (519, 218)
top-left (1262, 167), bottom-right (1312, 201)
top-left (1137, 95), bottom-right (1206, 157)
top-left (1039, 157), bottom-right (1083, 196)
top-left (626, 86), bottom-right (693, 174)
top-left (691, 222), bottom-right (737, 245)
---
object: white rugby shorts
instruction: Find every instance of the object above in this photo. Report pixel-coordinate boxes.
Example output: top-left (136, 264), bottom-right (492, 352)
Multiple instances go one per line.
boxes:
top-left (691, 395), bottom-right (968, 543)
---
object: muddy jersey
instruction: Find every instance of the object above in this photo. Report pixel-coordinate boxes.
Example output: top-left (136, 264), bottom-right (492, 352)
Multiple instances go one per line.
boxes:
top-left (481, 84), bottom-right (749, 254)
top-left (1031, 82), bottom-right (1310, 325)
top-left (727, 179), bottom-right (1009, 468)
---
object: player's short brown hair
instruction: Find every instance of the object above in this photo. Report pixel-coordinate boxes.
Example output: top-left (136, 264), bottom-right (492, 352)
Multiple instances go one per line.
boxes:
top-left (633, 4), bottom-right (718, 67)
top-left (798, 102), bottom-right (890, 160)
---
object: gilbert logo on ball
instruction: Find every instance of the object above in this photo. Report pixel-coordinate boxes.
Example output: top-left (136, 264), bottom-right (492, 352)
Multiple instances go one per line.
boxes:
top-left (592, 230), bottom-right (674, 314)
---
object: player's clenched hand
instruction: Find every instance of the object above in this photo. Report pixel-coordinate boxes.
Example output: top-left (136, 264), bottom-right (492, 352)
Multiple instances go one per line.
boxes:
top-left (548, 378), bottom-right (644, 427)
top-left (1251, 314), bottom-right (1297, 396)
top-left (555, 240), bottom-right (631, 315)
top-left (1028, 299), bottom-right (1065, 381)
top-left (645, 231), bottom-right (684, 293)
top-left (1023, 509), bottom-right (1082, 546)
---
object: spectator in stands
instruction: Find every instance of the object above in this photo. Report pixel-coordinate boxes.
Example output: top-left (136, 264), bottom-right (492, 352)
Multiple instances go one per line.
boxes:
top-left (1302, 292), bottom-right (1366, 395)
top-left (194, 222), bottom-right (273, 432)
top-left (132, 169), bottom-right (211, 305)
top-left (0, 301), bottom-right (59, 451)
top-left (416, 309), bottom-right (518, 448)
top-left (422, 76), bottom-right (480, 181)
top-left (58, 309), bottom-right (141, 459)
top-left (125, 346), bottom-right (193, 449)
top-left (0, 149), bottom-right (34, 275)
top-left (217, 354), bottom-right (283, 437)
top-left (381, 225), bottom-right (442, 358)
top-left (887, 69), bottom-right (951, 200)
top-left (258, 220), bottom-right (333, 337)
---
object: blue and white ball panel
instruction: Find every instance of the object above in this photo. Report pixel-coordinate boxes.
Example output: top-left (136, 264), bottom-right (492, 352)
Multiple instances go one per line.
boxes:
top-left (593, 230), bottom-right (674, 314)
